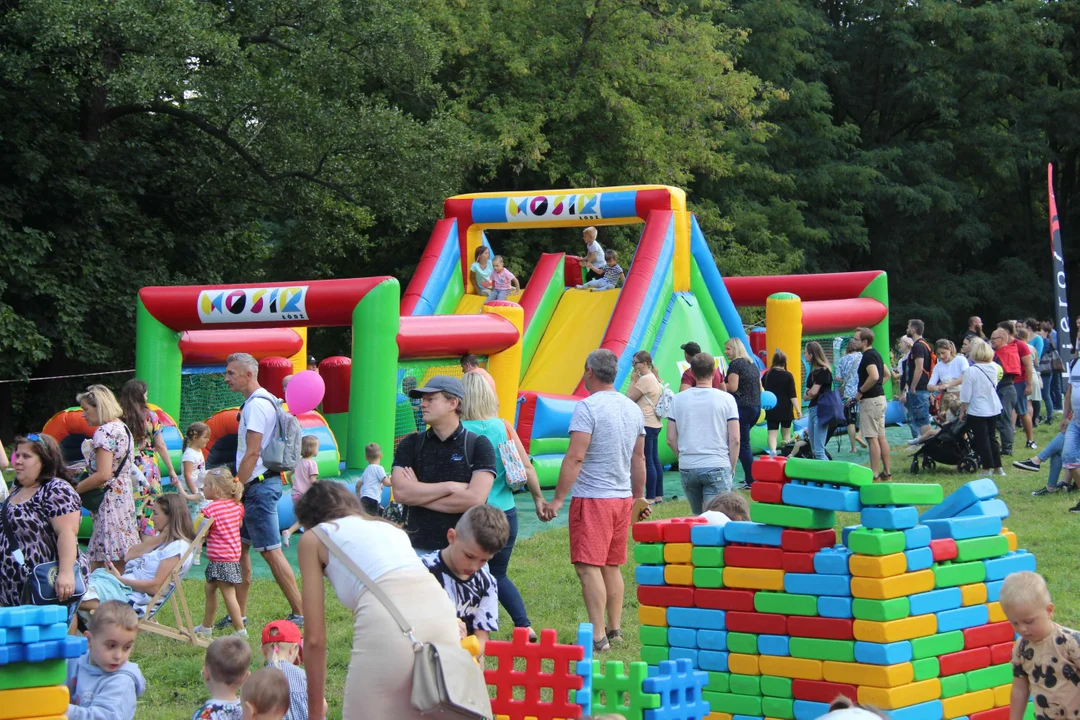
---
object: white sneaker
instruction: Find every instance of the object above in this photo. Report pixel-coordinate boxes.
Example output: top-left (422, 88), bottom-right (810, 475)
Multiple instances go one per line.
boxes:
top-left (282, 530), bottom-right (292, 548)
top-left (193, 555), bottom-right (201, 566)
top-left (234, 628), bottom-right (248, 638)
top-left (193, 625), bottom-right (212, 638)
top-left (993, 468), bottom-right (1007, 476)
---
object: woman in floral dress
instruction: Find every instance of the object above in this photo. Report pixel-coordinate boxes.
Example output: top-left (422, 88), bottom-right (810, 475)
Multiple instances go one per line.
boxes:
top-left (120, 379), bottom-right (178, 536)
top-left (75, 385), bottom-right (139, 568)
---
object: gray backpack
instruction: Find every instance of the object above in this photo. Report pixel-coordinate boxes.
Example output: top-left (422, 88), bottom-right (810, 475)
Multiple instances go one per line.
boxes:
top-left (249, 393), bottom-right (303, 473)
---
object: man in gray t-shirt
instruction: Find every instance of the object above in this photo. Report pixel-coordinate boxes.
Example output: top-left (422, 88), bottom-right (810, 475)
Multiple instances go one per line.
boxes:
top-left (546, 349), bottom-right (646, 650)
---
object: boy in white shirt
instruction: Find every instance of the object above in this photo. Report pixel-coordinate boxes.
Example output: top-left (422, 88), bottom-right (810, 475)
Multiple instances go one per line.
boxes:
top-left (356, 443), bottom-right (390, 516)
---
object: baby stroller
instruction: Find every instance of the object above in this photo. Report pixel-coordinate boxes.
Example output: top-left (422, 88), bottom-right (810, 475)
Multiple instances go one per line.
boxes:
top-left (909, 419), bottom-right (980, 474)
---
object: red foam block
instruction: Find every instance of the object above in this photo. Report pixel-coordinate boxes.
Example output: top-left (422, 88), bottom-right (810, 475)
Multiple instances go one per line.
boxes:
top-left (792, 679), bottom-right (860, 704)
top-left (695, 589), bottom-right (757, 612)
top-left (753, 456), bottom-right (789, 483)
top-left (788, 617), bottom-right (854, 640)
top-left (930, 538), bottom-right (958, 562)
top-left (964, 622), bottom-right (1014, 649)
top-left (782, 529), bottom-right (837, 553)
top-left (940, 647), bottom-right (991, 676)
top-left (662, 516), bottom-right (709, 543)
top-left (485, 627), bottom-right (585, 720)
top-left (727, 611), bottom-right (788, 635)
top-left (637, 585), bottom-right (695, 608)
top-left (632, 520), bottom-right (670, 543)
top-left (751, 482), bottom-right (784, 504)
top-left (990, 641), bottom-right (1013, 665)
top-left (726, 546), bottom-right (784, 570)
top-left (971, 708), bottom-right (1009, 720)
top-left (782, 551), bottom-right (817, 574)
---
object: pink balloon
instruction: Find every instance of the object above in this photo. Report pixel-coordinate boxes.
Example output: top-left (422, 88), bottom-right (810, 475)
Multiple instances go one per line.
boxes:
top-left (284, 370), bottom-right (325, 415)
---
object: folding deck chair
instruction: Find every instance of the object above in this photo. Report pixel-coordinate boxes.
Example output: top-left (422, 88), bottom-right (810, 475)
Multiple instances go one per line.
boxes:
top-left (138, 518), bottom-right (214, 648)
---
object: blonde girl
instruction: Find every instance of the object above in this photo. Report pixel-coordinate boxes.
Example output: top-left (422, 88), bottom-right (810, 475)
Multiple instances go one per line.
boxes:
top-left (282, 435), bottom-right (319, 547)
top-left (181, 422), bottom-right (210, 565)
top-left (194, 468), bottom-right (247, 637)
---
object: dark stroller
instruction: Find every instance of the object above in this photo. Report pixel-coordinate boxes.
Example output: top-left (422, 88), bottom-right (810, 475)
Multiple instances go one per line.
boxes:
top-left (909, 419), bottom-right (980, 474)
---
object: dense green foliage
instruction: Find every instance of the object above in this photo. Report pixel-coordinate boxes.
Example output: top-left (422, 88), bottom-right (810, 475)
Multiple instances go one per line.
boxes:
top-left (2, 0), bottom-right (1079, 432)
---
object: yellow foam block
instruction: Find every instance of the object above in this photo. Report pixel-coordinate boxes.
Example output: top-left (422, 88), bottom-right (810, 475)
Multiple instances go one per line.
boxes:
top-left (987, 601), bottom-right (1006, 623)
top-left (943, 689), bottom-right (995, 719)
top-left (854, 613), bottom-right (937, 643)
top-left (639, 605), bottom-right (667, 627)
top-left (707, 714), bottom-right (733, 720)
top-left (1001, 528), bottom-right (1017, 552)
top-left (723, 566), bottom-right (786, 591)
top-left (851, 569), bottom-right (934, 600)
top-left (665, 564), bottom-right (695, 586)
top-left (729, 653), bottom-right (761, 676)
top-left (664, 542), bottom-right (693, 564)
top-left (850, 552), bottom-right (907, 578)
top-left (960, 583), bottom-right (988, 606)
top-left (823, 661), bottom-right (914, 689)
top-left (760, 655), bottom-right (824, 681)
top-left (858, 679), bottom-right (942, 709)
top-left (994, 683), bottom-right (1011, 707)
top-left (0, 686), bottom-right (69, 720)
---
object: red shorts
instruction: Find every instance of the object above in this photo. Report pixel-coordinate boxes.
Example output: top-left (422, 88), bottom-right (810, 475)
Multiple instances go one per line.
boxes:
top-left (569, 497), bottom-right (633, 566)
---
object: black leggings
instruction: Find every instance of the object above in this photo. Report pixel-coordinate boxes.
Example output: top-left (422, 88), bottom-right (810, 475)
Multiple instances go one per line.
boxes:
top-left (967, 414), bottom-right (1001, 470)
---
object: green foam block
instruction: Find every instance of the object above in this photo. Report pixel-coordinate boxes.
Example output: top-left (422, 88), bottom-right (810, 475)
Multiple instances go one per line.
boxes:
top-left (730, 674), bottom-right (761, 696)
top-left (934, 560), bottom-right (987, 588)
top-left (911, 631), bottom-right (965, 659)
top-left (785, 457), bottom-right (874, 486)
top-left (728, 632), bottom-right (758, 654)
top-left (755, 592), bottom-right (819, 617)
top-left (693, 568), bottom-right (725, 588)
top-left (702, 692), bottom-right (762, 717)
top-left (940, 672), bottom-right (968, 697)
top-left (763, 696), bottom-right (796, 719)
top-left (692, 546), bottom-right (725, 567)
top-left (0, 658), bottom-right (66, 691)
top-left (634, 543), bottom-right (665, 565)
top-left (860, 483), bottom-right (944, 506)
top-left (848, 528), bottom-right (907, 555)
top-left (789, 637), bottom-right (856, 662)
top-left (966, 663), bottom-right (1013, 692)
top-left (852, 597), bottom-right (911, 622)
top-left (912, 657), bottom-right (940, 681)
top-left (640, 645), bottom-right (669, 666)
top-left (639, 625), bottom-right (668, 647)
top-left (761, 675), bottom-right (794, 698)
top-left (707, 671), bottom-right (731, 693)
top-left (954, 535), bottom-right (1010, 563)
top-left (751, 502), bottom-right (836, 529)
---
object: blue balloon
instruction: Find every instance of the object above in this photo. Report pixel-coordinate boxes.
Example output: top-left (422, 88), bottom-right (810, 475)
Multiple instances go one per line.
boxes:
top-left (761, 390), bottom-right (778, 410)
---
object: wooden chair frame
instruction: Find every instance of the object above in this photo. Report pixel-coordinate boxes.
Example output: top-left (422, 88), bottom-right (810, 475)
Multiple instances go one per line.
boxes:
top-left (138, 518), bottom-right (213, 648)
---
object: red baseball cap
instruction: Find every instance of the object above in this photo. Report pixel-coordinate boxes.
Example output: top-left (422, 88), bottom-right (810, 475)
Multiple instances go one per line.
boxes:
top-left (262, 620), bottom-right (303, 663)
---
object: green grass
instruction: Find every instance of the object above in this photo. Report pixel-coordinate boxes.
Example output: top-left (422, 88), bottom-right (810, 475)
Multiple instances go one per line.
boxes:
top-left (131, 420), bottom-right (1078, 718)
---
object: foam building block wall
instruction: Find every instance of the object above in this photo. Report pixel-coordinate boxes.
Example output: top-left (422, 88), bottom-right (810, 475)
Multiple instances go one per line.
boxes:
top-left (632, 465), bottom-right (1038, 720)
top-left (0, 604), bottom-right (87, 720)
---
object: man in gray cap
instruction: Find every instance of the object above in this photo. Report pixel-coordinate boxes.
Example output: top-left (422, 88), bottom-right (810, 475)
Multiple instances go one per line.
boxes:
top-left (391, 376), bottom-right (497, 554)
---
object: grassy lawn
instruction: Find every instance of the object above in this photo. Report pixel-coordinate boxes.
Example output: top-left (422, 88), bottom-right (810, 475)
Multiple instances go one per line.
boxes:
top-left (131, 420), bottom-right (1078, 718)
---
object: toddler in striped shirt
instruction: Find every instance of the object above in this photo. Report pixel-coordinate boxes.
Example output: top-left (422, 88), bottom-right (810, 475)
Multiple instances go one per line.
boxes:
top-left (194, 467), bottom-right (247, 637)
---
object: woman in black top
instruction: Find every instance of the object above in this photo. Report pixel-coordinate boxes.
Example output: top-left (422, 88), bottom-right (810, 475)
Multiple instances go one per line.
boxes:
top-left (724, 339), bottom-right (762, 486)
top-left (804, 341), bottom-right (833, 460)
top-left (763, 350), bottom-right (800, 454)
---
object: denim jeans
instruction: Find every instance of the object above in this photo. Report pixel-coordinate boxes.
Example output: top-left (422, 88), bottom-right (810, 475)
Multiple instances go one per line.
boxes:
top-left (240, 475), bottom-right (284, 552)
top-left (1063, 416), bottom-right (1080, 474)
top-left (906, 390), bottom-right (931, 438)
top-left (679, 467), bottom-right (733, 515)
top-left (487, 507), bottom-right (531, 627)
top-left (996, 384), bottom-right (1016, 454)
top-left (1051, 372), bottom-right (1063, 410)
top-left (737, 405), bottom-right (759, 484)
top-left (644, 426), bottom-right (664, 499)
top-left (1040, 372), bottom-right (1054, 422)
top-left (1037, 432), bottom-right (1066, 488)
top-left (807, 406), bottom-right (829, 461)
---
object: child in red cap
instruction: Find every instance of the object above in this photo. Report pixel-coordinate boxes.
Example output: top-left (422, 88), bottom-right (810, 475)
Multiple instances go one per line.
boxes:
top-left (260, 620), bottom-right (308, 720)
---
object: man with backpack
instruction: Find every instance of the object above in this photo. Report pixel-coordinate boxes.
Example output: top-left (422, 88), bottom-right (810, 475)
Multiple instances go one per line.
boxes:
top-left (222, 352), bottom-right (304, 629)
top-left (900, 319), bottom-right (934, 440)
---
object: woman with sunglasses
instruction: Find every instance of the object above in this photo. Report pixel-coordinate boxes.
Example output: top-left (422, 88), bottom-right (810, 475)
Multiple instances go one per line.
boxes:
top-left (0, 434), bottom-right (89, 612)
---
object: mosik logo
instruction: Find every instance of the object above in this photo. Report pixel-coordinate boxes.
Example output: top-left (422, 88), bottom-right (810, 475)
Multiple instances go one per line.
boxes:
top-left (506, 194), bottom-right (601, 222)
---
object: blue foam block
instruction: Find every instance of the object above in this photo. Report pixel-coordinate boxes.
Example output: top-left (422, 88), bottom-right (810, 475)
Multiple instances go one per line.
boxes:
top-left (890, 700), bottom-right (944, 720)
top-left (698, 650), bottom-right (729, 672)
top-left (0, 621), bottom-right (69, 647)
top-left (724, 522), bottom-right (783, 547)
top-left (636, 565), bottom-right (667, 586)
top-left (818, 596), bottom-right (855, 619)
top-left (575, 623), bottom-right (594, 713)
top-left (0, 605), bottom-right (67, 629)
top-left (923, 516), bottom-right (1003, 540)
top-left (986, 580), bottom-right (1005, 602)
top-left (814, 546), bottom-right (854, 575)
top-left (785, 573), bottom-right (852, 597)
top-left (794, 700), bottom-right (831, 720)
top-left (0, 636), bottom-right (87, 665)
top-left (842, 525), bottom-right (859, 545)
top-left (668, 608), bottom-right (727, 630)
top-left (904, 546), bottom-right (934, 572)
top-left (956, 498), bottom-right (1010, 519)
top-left (691, 524), bottom-right (726, 547)
top-left (759, 634), bottom-right (790, 657)
top-left (782, 481), bottom-right (863, 512)
top-left (854, 640), bottom-right (913, 665)
top-left (862, 506), bottom-right (920, 530)
top-left (936, 604), bottom-right (990, 633)
top-left (697, 630), bottom-right (727, 651)
top-left (734, 716), bottom-right (764, 720)
top-left (920, 479), bottom-right (999, 521)
top-left (668, 647), bottom-right (699, 669)
top-left (908, 587), bottom-right (963, 616)
top-left (984, 551), bottom-right (1036, 581)
top-left (904, 524), bottom-right (932, 549)
top-left (669, 627), bottom-right (698, 649)
top-left (642, 658), bottom-right (710, 720)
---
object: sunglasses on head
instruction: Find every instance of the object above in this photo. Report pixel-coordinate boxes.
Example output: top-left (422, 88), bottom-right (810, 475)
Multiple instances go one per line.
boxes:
top-left (24, 433), bottom-right (44, 445)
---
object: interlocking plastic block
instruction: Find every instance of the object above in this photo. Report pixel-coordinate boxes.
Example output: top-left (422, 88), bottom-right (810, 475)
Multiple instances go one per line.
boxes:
top-left (724, 567), bottom-right (785, 591)
top-left (904, 525), bottom-right (932, 549)
top-left (0, 636), bottom-right (87, 666)
top-left (993, 684), bottom-right (1012, 708)
top-left (920, 479), bottom-right (999, 522)
top-left (862, 506), bottom-right (920, 530)
top-left (851, 570), bottom-right (934, 600)
top-left (785, 573), bottom-right (851, 597)
top-left (941, 672), bottom-right (968, 697)
top-left (0, 685), bottom-right (69, 720)
top-left (590, 660), bottom-right (660, 720)
top-left (725, 522), bottom-right (784, 546)
top-left (791, 679), bottom-right (858, 703)
top-left (793, 699), bottom-right (831, 720)
top-left (643, 657), bottom-right (711, 720)
top-left (669, 608), bottom-right (727, 630)
top-left (789, 637), bottom-right (855, 662)
top-left (965, 663), bottom-right (1011, 692)
top-left (849, 552), bottom-right (907, 578)
top-left (782, 551), bottom-right (816, 574)
top-left (699, 651), bottom-right (729, 673)
top-left (637, 566), bottom-right (667, 586)
top-left (668, 627), bottom-right (697, 649)
top-left (956, 499), bottom-right (1010, 520)
top-left (727, 633), bottom-right (758, 655)
top-left (754, 456), bottom-right (789, 483)
top-left (0, 605), bottom-right (67, 629)
top-left (641, 605), bottom-right (669, 627)
top-left (904, 547), bottom-right (934, 572)
top-left (985, 580), bottom-right (1004, 603)
top-left (955, 536), bottom-right (1009, 563)
top-left (0, 657), bottom-right (66, 692)
top-left (785, 457), bottom-right (874, 486)
top-left (762, 696), bottom-right (795, 719)
top-left (986, 602), bottom-right (1005, 623)
top-left (698, 630), bottom-right (728, 651)
top-left (912, 631), bottom-right (965, 659)
top-left (847, 528), bottom-right (906, 556)
top-left (643, 645), bottom-right (671, 666)
top-left (701, 693), bottom-right (761, 717)
top-left (823, 660), bottom-right (914, 688)
top-left (759, 635), bottom-right (790, 657)
top-left (973, 709), bottom-right (1009, 720)
top-left (696, 589), bottom-right (757, 612)
top-left (909, 588), bottom-right (963, 616)
top-left (782, 482), bottom-right (862, 513)
top-left (860, 483), bottom-right (944, 507)
top-left (486, 628), bottom-right (584, 720)
top-left (728, 653), bottom-right (760, 676)
top-left (666, 565), bottom-right (695, 586)
top-left (641, 625), bottom-right (670, 647)
top-left (813, 546), bottom-right (854, 575)
top-left (942, 689), bottom-right (995, 719)
top-left (858, 678), bottom-right (942, 710)
top-left (890, 700), bottom-right (945, 720)
top-left (759, 656), bottom-right (824, 681)
top-left (669, 647), bottom-right (700, 668)
top-left (912, 657), bottom-right (940, 681)
top-left (729, 673), bottom-right (761, 696)
top-left (852, 597), bottom-right (910, 622)
top-left (752, 481), bottom-right (785, 504)
top-left (691, 525), bottom-right (727, 547)
top-left (665, 543), bottom-right (695, 564)
top-left (639, 586), bottom-right (696, 607)
top-left (1001, 529), bottom-right (1017, 552)
top-left (636, 543), bottom-right (667, 565)
top-left (989, 642), bottom-right (1012, 665)
top-left (788, 617), bottom-right (854, 640)
top-left (940, 647), bottom-right (991, 676)
top-left (635, 520), bottom-right (672, 543)
top-left (854, 640), bottom-right (913, 665)
top-left (781, 529), bottom-right (837, 552)
top-left (932, 538), bottom-right (960, 562)
top-left (924, 516), bottom-right (1003, 541)
top-left (693, 547), bottom-right (726, 568)
top-left (817, 597), bottom-right (854, 619)
top-left (935, 561), bottom-right (988, 588)
top-left (694, 568), bottom-right (725, 589)
top-left (853, 615), bottom-right (937, 643)
top-left (576, 623), bottom-right (595, 714)
top-left (707, 671), bottom-right (731, 693)
top-left (665, 517), bottom-right (710, 543)
top-left (761, 675), bottom-right (794, 698)
top-left (983, 551), bottom-right (1036, 581)
top-left (756, 592), bottom-right (818, 617)
top-left (726, 546), bottom-right (784, 569)
top-left (751, 503), bottom-right (836, 530)
top-left (960, 584), bottom-right (988, 606)
top-left (0, 621), bottom-right (69, 647)
top-left (727, 612), bottom-right (787, 636)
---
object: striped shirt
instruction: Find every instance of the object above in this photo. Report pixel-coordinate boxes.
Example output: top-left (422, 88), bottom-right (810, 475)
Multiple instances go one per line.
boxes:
top-left (201, 500), bottom-right (245, 562)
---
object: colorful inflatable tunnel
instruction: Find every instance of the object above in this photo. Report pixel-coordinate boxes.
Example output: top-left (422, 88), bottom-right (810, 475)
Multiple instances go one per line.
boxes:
top-left (202, 407), bottom-right (341, 479)
top-left (42, 404), bottom-right (183, 479)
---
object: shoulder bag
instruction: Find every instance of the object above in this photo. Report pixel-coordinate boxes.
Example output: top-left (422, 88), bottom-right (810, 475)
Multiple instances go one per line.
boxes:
top-left (80, 425), bottom-right (133, 512)
top-left (311, 526), bottom-right (492, 719)
top-left (497, 420), bottom-right (529, 492)
top-left (814, 370), bottom-right (846, 427)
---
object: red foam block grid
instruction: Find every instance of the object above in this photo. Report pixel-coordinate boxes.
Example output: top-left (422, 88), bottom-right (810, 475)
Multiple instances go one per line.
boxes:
top-left (632, 520), bottom-right (670, 543)
top-left (638, 585), bottom-right (695, 608)
top-left (971, 708), bottom-right (1009, 720)
top-left (753, 456), bottom-right (789, 483)
top-left (990, 641), bottom-right (1013, 665)
top-left (792, 679), bottom-right (860, 704)
top-left (695, 589), bottom-right (757, 612)
top-left (930, 538), bottom-right (958, 562)
top-left (964, 622), bottom-right (1014, 649)
top-left (727, 611), bottom-right (788, 635)
top-left (788, 616), bottom-right (854, 640)
top-left (662, 516), bottom-right (709, 543)
top-left (782, 551), bottom-right (817, 574)
top-left (726, 546), bottom-right (784, 570)
top-left (940, 647), bottom-right (991, 676)
top-left (751, 482), bottom-right (784, 504)
top-left (782, 529), bottom-right (837, 553)
top-left (484, 627), bottom-right (584, 720)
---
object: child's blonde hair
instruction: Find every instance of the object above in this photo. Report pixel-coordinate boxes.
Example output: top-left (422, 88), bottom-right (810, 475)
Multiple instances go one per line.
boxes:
top-left (204, 466), bottom-right (243, 503)
top-left (704, 492), bottom-right (750, 521)
top-left (939, 392), bottom-right (961, 416)
top-left (999, 570), bottom-right (1052, 610)
top-left (493, 254), bottom-right (505, 264)
top-left (205, 636), bottom-right (252, 688)
top-left (365, 442), bottom-right (382, 463)
top-left (184, 421), bottom-right (210, 450)
top-left (242, 666), bottom-right (291, 716)
top-left (301, 435), bottom-right (319, 459)
top-left (88, 600), bottom-right (139, 634)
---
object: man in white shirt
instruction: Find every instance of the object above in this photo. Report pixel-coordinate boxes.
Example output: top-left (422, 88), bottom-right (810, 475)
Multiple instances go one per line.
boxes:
top-left (667, 352), bottom-right (740, 514)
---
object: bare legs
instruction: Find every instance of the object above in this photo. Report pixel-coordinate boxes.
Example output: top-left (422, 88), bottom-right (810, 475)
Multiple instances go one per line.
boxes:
top-left (236, 544), bottom-right (303, 619)
top-left (574, 563), bottom-right (625, 642)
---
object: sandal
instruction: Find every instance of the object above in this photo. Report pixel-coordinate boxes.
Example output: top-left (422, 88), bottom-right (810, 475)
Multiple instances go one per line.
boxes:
top-left (881, 472), bottom-right (893, 482)
top-left (606, 629), bottom-right (624, 645)
top-left (593, 636), bottom-right (611, 653)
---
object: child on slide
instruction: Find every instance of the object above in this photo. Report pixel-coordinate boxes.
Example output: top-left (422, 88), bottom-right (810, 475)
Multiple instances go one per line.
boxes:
top-left (576, 250), bottom-right (624, 291)
top-left (487, 255), bottom-right (520, 301)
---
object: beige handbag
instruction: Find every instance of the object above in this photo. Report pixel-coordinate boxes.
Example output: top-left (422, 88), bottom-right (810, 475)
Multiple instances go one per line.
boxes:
top-left (311, 527), bottom-right (493, 719)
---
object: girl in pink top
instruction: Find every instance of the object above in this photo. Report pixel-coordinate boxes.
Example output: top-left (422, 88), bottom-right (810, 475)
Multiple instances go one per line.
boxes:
top-left (282, 435), bottom-right (319, 547)
top-left (487, 255), bottom-right (520, 301)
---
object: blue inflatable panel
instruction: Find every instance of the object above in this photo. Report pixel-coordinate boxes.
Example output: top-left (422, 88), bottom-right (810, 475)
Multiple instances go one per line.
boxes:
top-left (690, 215), bottom-right (754, 358)
top-left (783, 482), bottom-right (862, 513)
top-left (785, 573), bottom-right (852, 597)
top-left (636, 566), bottom-right (667, 586)
top-left (862, 506), bottom-right (920, 531)
top-left (0, 605), bottom-right (66, 628)
top-left (413, 219), bottom-right (461, 316)
top-left (794, 700), bottom-right (831, 720)
top-left (854, 640), bottom-right (912, 665)
top-left (885, 400), bottom-right (907, 426)
top-left (904, 525), bottom-right (932, 549)
top-left (668, 608), bottom-right (726, 630)
top-left (956, 498), bottom-right (1010, 519)
top-left (531, 395), bottom-right (578, 439)
top-left (814, 546), bottom-right (854, 575)
top-left (0, 621), bottom-right (68, 647)
top-left (904, 547), bottom-right (934, 572)
top-left (668, 627), bottom-right (698, 649)
top-left (759, 634), bottom-right (790, 657)
top-left (669, 647), bottom-right (699, 669)
top-left (698, 650), bottom-right (729, 672)
top-left (936, 604), bottom-right (990, 633)
top-left (924, 516), bottom-right (1002, 540)
top-left (818, 596), bottom-right (854, 619)
top-left (691, 525), bottom-right (727, 547)
top-left (984, 551), bottom-right (1036, 581)
top-left (0, 636), bottom-right (87, 665)
top-left (725, 522), bottom-right (783, 547)
top-left (697, 630), bottom-right (728, 651)
top-left (986, 580), bottom-right (1005, 602)
top-left (909, 588), bottom-right (963, 617)
top-left (920, 479), bottom-right (999, 521)
top-left (890, 700), bottom-right (944, 720)
top-left (613, 219), bottom-right (675, 390)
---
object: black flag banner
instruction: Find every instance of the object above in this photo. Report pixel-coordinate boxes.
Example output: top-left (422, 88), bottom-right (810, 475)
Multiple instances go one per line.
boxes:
top-left (1049, 163), bottom-right (1073, 363)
